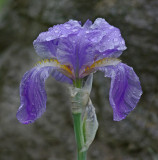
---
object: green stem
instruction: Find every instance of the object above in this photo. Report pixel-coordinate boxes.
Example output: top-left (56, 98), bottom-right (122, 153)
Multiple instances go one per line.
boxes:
top-left (73, 114), bottom-right (87, 160)
top-left (72, 79), bottom-right (87, 160)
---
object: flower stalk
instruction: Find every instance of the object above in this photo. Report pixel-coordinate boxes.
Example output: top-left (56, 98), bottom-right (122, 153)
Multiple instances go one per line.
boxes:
top-left (72, 113), bottom-right (87, 160)
top-left (70, 74), bottom-right (98, 160)
top-left (72, 78), bottom-right (87, 160)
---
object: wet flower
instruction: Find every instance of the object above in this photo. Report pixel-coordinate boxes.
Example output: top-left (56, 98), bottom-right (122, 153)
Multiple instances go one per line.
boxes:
top-left (17, 18), bottom-right (142, 124)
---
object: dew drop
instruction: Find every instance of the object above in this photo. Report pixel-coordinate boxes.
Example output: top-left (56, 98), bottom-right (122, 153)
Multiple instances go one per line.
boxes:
top-left (109, 26), bottom-right (114, 29)
top-left (114, 38), bottom-right (118, 42)
top-left (64, 24), bottom-right (71, 29)
top-left (60, 35), bottom-right (65, 37)
top-left (46, 37), bottom-right (52, 41)
top-left (72, 29), bottom-right (78, 32)
top-left (54, 30), bottom-right (59, 33)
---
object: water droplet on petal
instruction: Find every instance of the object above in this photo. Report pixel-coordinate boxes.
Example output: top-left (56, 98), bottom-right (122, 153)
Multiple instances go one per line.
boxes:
top-left (46, 37), bottom-right (52, 41)
top-left (60, 35), bottom-right (65, 37)
top-left (72, 29), bottom-right (78, 32)
top-left (114, 38), bottom-right (118, 42)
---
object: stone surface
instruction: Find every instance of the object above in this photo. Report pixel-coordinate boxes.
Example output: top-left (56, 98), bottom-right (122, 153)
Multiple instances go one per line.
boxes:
top-left (0, 0), bottom-right (158, 159)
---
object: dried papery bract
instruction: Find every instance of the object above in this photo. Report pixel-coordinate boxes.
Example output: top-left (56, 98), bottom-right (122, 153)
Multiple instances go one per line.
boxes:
top-left (69, 74), bottom-right (98, 152)
top-left (82, 99), bottom-right (98, 152)
top-left (69, 74), bottom-right (93, 114)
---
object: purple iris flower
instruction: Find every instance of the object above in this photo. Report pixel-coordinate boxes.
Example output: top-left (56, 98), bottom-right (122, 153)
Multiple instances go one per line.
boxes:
top-left (17, 18), bottom-right (142, 124)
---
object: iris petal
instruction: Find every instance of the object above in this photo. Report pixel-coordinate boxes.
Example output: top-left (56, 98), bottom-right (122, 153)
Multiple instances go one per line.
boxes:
top-left (17, 66), bottom-right (72, 124)
top-left (90, 18), bottom-right (127, 60)
top-left (33, 20), bottom-right (82, 59)
top-left (51, 70), bottom-right (73, 84)
top-left (33, 18), bottom-right (126, 72)
top-left (99, 63), bottom-right (142, 121)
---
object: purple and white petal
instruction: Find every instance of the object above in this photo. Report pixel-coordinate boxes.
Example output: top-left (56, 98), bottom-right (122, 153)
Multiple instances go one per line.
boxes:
top-left (33, 18), bottom-right (127, 73)
top-left (56, 18), bottom-right (127, 70)
top-left (51, 70), bottom-right (73, 84)
top-left (83, 19), bottom-right (92, 28)
top-left (17, 66), bottom-right (72, 124)
top-left (33, 20), bottom-right (82, 59)
top-left (99, 63), bottom-right (142, 121)
top-left (56, 32), bottom-right (95, 72)
top-left (89, 18), bottom-right (127, 60)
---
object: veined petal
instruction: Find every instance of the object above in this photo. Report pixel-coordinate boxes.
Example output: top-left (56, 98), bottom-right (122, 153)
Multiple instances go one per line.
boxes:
top-left (90, 18), bottom-right (127, 60)
top-left (55, 31), bottom-right (95, 73)
top-left (33, 20), bottom-right (82, 59)
top-left (98, 63), bottom-right (142, 121)
top-left (51, 70), bottom-right (73, 84)
top-left (17, 63), bottom-right (72, 124)
top-left (17, 66), bottom-right (52, 124)
top-left (35, 59), bottom-right (74, 79)
top-left (33, 18), bottom-right (126, 73)
top-left (83, 19), bottom-right (92, 28)
top-left (79, 57), bottom-right (121, 78)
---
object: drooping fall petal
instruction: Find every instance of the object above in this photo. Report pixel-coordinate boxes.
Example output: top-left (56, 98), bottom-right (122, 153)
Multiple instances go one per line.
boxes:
top-left (99, 63), bottom-right (142, 121)
top-left (17, 66), bottom-right (72, 124)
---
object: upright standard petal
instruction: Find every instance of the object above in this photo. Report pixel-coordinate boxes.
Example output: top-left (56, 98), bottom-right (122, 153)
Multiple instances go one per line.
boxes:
top-left (99, 63), bottom-right (142, 121)
top-left (17, 66), bottom-right (72, 124)
top-left (33, 20), bottom-right (82, 59)
top-left (55, 18), bottom-right (127, 71)
top-left (90, 18), bottom-right (127, 60)
top-left (33, 18), bottom-right (127, 74)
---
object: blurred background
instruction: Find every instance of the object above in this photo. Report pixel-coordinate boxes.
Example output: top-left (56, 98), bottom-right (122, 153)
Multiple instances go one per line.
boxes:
top-left (0, 0), bottom-right (158, 160)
